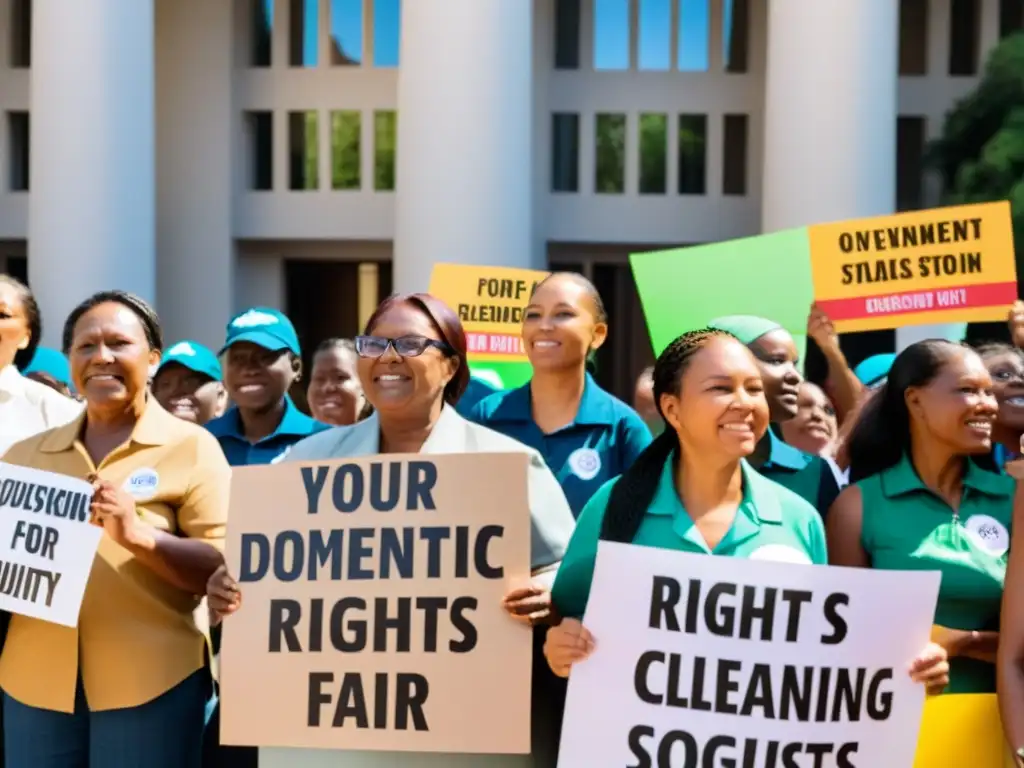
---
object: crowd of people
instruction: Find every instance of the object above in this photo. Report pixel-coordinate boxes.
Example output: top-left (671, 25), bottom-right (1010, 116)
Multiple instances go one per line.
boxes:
top-left (0, 269), bottom-right (1023, 766)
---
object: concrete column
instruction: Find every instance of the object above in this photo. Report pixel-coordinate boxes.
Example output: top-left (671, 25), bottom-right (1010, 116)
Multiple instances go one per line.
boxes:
top-left (392, 0), bottom-right (535, 293)
top-left (29, 0), bottom-right (155, 345)
top-left (155, 0), bottom-right (235, 351)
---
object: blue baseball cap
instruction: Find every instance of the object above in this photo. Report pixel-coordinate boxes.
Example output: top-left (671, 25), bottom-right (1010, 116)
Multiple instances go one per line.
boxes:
top-left (220, 307), bottom-right (301, 356)
top-left (854, 354), bottom-right (896, 388)
top-left (22, 347), bottom-right (71, 385)
top-left (157, 340), bottom-right (222, 382)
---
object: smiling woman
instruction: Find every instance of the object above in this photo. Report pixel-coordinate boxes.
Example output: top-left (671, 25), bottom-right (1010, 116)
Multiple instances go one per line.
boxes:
top-left (206, 292), bottom-right (578, 768)
top-left (0, 290), bottom-right (230, 768)
top-left (976, 342), bottom-right (1024, 472)
top-left (828, 340), bottom-right (1011, 695)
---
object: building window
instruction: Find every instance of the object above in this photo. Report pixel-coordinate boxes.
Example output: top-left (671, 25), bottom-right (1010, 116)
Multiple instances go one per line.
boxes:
top-left (554, 0), bottom-right (580, 69)
top-left (595, 113), bottom-right (626, 194)
top-left (374, 110), bottom-right (397, 191)
top-left (949, 0), bottom-right (980, 76)
top-left (330, 111), bottom-right (361, 190)
top-left (8, 112), bottom-right (29, 192)
top-left (289, 111), bottom-right (319, 190)
top-left (677, 114), bottom-right (706, 195)
top-left (551, 113), bottom-right (580, 193)
top-left (899, 0), bottom-right (928, 75)
top-left (246, 111), bottom-right (274, 190)
top-left (639, 0), bottom-right (671, 71)
top-left (678, 0), bottom-right (709, 71)
top-left (639, 114), bottom-right (667, 194)
top-left (896, 116), bottom-right (926, 211)
top-left (1000, 0), bottom-right (1024, 37)
top-left (251, 0), bottom-right (273, 67)
top-left (10, 0), bottom-right (30, 69)
top-left (722, 114), bottom-right (747, 196)
top-left (289, 0), bottom-right (318, 67)
top-left (5, 256), bottom-right (26, 283)
top-left (594, 0), bottom-right (629, 70)
top-left (373, 0), bottom-right (401, 67)
top-left (722, 0), bottom-right (749, 73)
top-left (330, 0), bottom-right (362, 65)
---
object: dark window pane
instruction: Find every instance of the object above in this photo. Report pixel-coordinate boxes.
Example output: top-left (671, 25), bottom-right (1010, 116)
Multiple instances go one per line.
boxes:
top-left (551, 113), bottom-right (579, 192)
top-left (251, 0), bottom-right (273, 67)
top-left (554, 0), bottom-right (580, 69)
top-left (899, 0), bottom-right (928, 75)
top-left (723, 0), bottom-right (748, 73)
top-left (1000, 0), bottom-right (1024, 37)
top-left (289, 111), bottom-right (319, 190)
top-left (677, 114), bottom-right (706, 195)
top-left (949, 0), bottom-right (980, 76)
top-left (10, 0), bottom-right (31, 68)
top-left (896, 116), bottom-right (926, 210)
top-left (246, 111), bottom-right (273, 191)
top-left (8, 112), bottom-right (28, 191)
top-left (722, 114), bottom-right (747, 196)
top-left (639, 113), bottom-right (667, 194)
top-left (595, 113), bottom-right (626, 194)
top-left (5, 256), bottom-right (26, 283)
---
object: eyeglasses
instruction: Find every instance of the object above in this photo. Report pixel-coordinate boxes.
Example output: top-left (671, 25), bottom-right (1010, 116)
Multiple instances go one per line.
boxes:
top-left (354, 335), bottom-right (453, 359)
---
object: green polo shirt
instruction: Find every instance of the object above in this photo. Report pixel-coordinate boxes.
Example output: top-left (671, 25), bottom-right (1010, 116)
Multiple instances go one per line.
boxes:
top-left (751, 429), bottom-right (842, 517)
top-left (859, 455), bottom-right (1013, 694)
top-left (552, 456), bottom-right (828, 620)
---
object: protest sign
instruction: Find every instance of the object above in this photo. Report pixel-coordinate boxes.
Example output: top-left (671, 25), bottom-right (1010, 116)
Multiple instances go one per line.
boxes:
top-left (0, 462), bottom-right (102, 628)
top-left (220, 453), bottom-right (533, 753)
top-left (558, 542), bottom-right (940, 768)
top-left (429, 263), bottom-right (550, 389)
top-left (809, 201), bottom-right (1017, 332)
top-left (631, 229), bottom-right (812, 367)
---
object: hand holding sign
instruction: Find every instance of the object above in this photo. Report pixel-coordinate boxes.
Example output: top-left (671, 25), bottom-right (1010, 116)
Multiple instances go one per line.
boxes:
top-left (544, 617), bottom-right (596, 677)
top-left (88, 476), bottom-right (149, 550)
top-left (501, 582), bottom-right (553, 626)
top-left (207, 563), bottom-right (242, 624)
top-left (909, 641), bottom-right (951, 694)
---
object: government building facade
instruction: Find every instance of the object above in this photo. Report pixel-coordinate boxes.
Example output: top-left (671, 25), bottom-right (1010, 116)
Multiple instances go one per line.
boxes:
top-left (0, 0), bottom-right (1019, 397)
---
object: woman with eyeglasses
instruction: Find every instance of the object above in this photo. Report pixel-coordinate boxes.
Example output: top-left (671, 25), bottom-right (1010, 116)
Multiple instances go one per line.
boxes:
top-left (974, 343), bottom-right (1024, 473)
top-left (206, 293), bottom-right (576, 768)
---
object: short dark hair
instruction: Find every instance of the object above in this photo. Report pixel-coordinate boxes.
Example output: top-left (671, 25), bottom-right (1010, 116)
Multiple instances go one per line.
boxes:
top-left (846, 339), bottom-right (968, 483)
top-left (62, 290), bottom-right (164, 354)
top-left (363, 293), bottom-right (470, 405)
top-left (973, 341), bottom-right (1023, 361)
top-left (1, 275), bottom-right (41, 372)
top-left (600, 328), bottom-right (739, 544)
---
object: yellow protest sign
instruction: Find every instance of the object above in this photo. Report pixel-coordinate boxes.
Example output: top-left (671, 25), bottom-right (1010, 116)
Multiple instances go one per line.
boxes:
top-left (428, 263), bottom-right (548, 364)
top-left (808, 201), bottom-right (1017, 332)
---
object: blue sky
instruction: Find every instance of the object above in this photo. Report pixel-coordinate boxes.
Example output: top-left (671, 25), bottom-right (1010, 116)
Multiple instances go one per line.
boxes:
top-left (287, 0), bottom-right (727, 71)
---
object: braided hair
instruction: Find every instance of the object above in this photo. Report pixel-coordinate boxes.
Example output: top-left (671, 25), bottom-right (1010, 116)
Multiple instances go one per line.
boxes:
top-left (600, 328), bottom-right (737, 543)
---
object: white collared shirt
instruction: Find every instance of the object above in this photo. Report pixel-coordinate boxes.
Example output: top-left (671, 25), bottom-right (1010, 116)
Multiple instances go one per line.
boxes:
top-left (0, 364), bottom-right (83, 458)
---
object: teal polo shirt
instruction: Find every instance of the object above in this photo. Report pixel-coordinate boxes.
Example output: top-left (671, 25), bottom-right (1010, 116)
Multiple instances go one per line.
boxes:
top-left (468, 374), bottom-right (653, 517)
top-left (205, 396), bottom-right (331, 467)
top-left (859, 454), bottom-right (1013, 694)
top-left (552, 456), bottom-right (828, 620)
top-left (751, 429), bottom-right (842, 517)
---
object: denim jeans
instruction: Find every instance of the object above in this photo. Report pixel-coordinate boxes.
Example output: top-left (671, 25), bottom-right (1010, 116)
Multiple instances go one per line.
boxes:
top-left (3, 669), bottom-right (208, 768)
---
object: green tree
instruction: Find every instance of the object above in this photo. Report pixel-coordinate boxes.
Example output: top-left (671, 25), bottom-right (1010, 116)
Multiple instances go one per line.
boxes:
top-left (927, 33), bottom-right (1024, 283)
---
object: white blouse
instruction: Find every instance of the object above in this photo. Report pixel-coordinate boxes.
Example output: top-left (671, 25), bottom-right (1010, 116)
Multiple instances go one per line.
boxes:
top-left (0, 365), bottom-right (82, 457)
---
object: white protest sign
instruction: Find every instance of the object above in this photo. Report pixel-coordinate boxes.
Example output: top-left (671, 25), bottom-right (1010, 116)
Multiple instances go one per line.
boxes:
top-left (0, 462), bottom-right (102, 627)
top-left (558, 542), bottom-right (941, 768)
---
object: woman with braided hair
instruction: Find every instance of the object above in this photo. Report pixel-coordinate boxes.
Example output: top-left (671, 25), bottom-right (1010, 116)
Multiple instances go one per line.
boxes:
top-left (543, 328), bottom-right (951, 694)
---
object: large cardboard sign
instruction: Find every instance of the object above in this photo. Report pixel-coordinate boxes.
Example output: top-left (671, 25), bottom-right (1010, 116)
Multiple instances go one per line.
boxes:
top-left (220, 453), bottom-right (533, 754)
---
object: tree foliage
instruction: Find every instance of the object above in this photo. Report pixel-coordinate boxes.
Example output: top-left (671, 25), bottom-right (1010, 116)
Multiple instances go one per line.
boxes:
top-left (927, 33), bottom-right (1024, 283)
